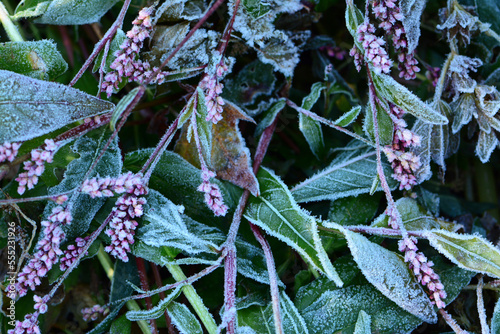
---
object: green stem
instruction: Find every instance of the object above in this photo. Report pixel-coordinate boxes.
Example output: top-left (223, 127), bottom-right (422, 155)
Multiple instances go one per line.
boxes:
top-left (97, 247), bottom-right (152, 334)
top-left (164, 248), bottom-right (218, 334)
top-left (0, 1), bottom-right (22, 41)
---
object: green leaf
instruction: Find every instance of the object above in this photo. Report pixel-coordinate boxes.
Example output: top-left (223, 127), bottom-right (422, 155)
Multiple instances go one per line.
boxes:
top-left (334, 105), bottom-right (362, 127)
top-left (195, 87), bottom-right (212, 164)
top-left (126, 286), bottom-right (182, 321)
top-left (110, 315), bottom-right (131, 334)
top-left (353, 310), bottom-right (371, 334)
top-left (242, 0), bottom-right (271, 19)
top-left (0, 40), bottom-right (67, 80)
top-left (258, 36), bottom-right (300, 78)
top-left (244, 167), bottom-right (343, 286)
top-left (476, 130), bottom-right (499, 163)
top-left (492, 297), bottom-right (500, 334)
top-left (167, 301), bottom-right (203, 334)
top-left (255, 98), bottom-right (286, 136)
top-left (476, 0), bottom-right (500, 38)
top-left (93, 29), bottom-right (127, 73)
top-left (295, 279), bottom-right (423, 334)
top-left (410, 119), bottom-right (432, 183)
top-left (0, 70), bottom-right (114, 142)
top-left (238, 292), bottom-right (309, 334)
top-left (341, 228), bottom-right (437, 323)
top-left (47, 130), bottom-right (122, 239)
top-left (363, 102), bottom-right (394, 146)
top-left (13, 0), bottom-right (51, 19)
top-left (345, 1), bottom-right (365, 51)
top-left (328, 193), bottom-right (381, 226)
top-left (400, 0), bottom-right (427, 53)
top-left (371, 198), bottom-right (460, 232)
top-left (291, 141), bottom-right (397, 203)
top-left (371, 72), bottom-right (449, 124)
top-left (423, 229), bottom-right (500, 278)
top-left (299, 82), bottom-right (325, 159)
top-left (110, 87), bottom-right (141, 130)
top-left (35, 0), bottom-right (120, 25)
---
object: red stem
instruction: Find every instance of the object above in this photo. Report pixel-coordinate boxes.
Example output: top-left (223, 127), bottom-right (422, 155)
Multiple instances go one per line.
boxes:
top-left (136, 257), bottom-right (158, 334)
top-left (152, 264), bottom-right (176, 334)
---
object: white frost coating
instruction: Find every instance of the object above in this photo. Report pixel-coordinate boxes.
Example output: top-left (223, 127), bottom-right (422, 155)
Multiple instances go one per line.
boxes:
top-left (243, 167), bottom-right (343, 287)
top-left (423, 229), bottom-right (500, 278)
top-left (0, 70), bottom-right (114, 142)
top-left (400, 0), bottom-right (427, 54)
top-left (279, 291), bottom-right (310, 334)
top-left (451, 93), bottom-right (476, 134)
top-left (167, 302), bottom-right (203, 334)
top-left (36, 0), bottom-right (119, 25)
top-left (448, 55), bottom-right (482, 95)
top-left (476, 130), bottom-right (499, 163)
top-left (353, 310), bottom-right (371, 334)
top-left (126, 286), bottom-right (182, 321)
top-left (312, 220), bottom-right (343, 287)
top-left (411, 119), bottom-right (432, 183)
top-left (341, 228), bottom-right (438, 323)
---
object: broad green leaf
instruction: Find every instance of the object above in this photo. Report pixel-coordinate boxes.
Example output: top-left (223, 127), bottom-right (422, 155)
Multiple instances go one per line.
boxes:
top-left (299, 82), bottom-right (325, 159)
top-left (255, 98), bottom-right (286, 136)
top-left (46, 130), bottom-right (122, 239)
top-left (476, 0), bottom-right (500, 39)
top-left (0, 40), bottom-right (67, 80)
top-left (341, 228), bottom-right (437, 323)
top-left (476, 130), bottom-right (499, 163)
top-left (93, 29), bottom-right (127, 73)
top-left (291, 141), bottom-right (397, 203)
top-left (35, 0), bottom-right (120, 25)
top-left (400, 0), bottom-right (427, 53)
top-left (353, 310), bottom-right (371, 334)
top-left (110, 87), bottom-right (141, 130)
top-left (371, 72), bottom-right (448, 124)
top-left (110, 255), bottom-right (140, 303)
top-left (423, 229), bottom-right (500, 278)
top-left (334, 105), bottom-right (361, 127)
top-left (345, 1), bottom-right (365, 51)
top-left (242, 0), bottom-right (271, 19)
top-left (0, 70), bottom-right (114, 142)
top-left (431, 256), bottom-right (474, 306)
top-left (257, 36), bottom-right (300, 78)
top-left (372, 198), bottom-right (460, 233)
top-left (295, 280), bottom-right (423, 334)
top-left (126, 286), bottom-right (182, 321)
top-left (363, 102), bottom-right (394, 146)
top-left (238, 291), bottom-right (309, 334)
top-left (167, 301), bottom-right (203, 334)
top-left (110, 315), bottom-right (131, 334)
top-left (13, 0), bottom-right (51, 19)
top-left (492, 297), bottom-right (500, 334)
top-left (244, 167), bottom-right (343, 286)
top-left (328, 193), bottom-right (381, 226)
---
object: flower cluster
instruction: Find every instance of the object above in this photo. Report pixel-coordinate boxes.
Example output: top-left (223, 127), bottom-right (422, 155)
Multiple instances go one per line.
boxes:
top-left (60, 236), bottom-right (90, 271)
top-left (16, 205), bottom-right (71, 297)
top-left (355, 21), bottom-right (392, 75)
top-left (199, 62), bottom-right (229, 124)
top-left (198, 170), bottom-right (228, 217)
top-left (82, 304), bottom-right (110, 322)
top-left (16, 139), bottom-right (58, 195)
top-left (425, 66), bottom-right (441, 87)
top-left (349, 46), bottom-right (364, 72)
top-left (0, 141), bottom-right (20, 163)
top-left (398, 237), bottom-right (447, 308)
top-left (8, 312), bottom-right (41, 334)
top-left (81, 172), bottom-right (146, 198)
top-left (101, 6), bottom-right (167, 97)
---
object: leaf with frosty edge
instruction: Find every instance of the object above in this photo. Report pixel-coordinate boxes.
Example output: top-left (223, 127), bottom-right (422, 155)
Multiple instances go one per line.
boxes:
top-left (299, 82), bottom-right (326, 159)
top-left (423, 229), bottom-right (500, 278)
top-left (167, 302), bottom-right (203, 334)
top-left (244, 167), bottom-right (343, 287)
top-left (35, 0), bottom-right (120, 25)
top-left (0, 70), bottom-right (114, 142)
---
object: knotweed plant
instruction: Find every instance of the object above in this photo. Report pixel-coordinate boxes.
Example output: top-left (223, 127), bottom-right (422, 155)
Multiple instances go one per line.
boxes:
top-left (1, 0), bottom-right (500, 333)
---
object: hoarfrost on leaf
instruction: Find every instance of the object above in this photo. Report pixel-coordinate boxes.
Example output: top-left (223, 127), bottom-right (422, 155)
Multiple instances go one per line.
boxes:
top-left (476, 130), bottom-right (499, 162)
top-left (400, 0), bottom-right (427, 54)
top-left (167, 302), bottom-right (203, 334)
top-left (35, 0), bottom-right (120, 25)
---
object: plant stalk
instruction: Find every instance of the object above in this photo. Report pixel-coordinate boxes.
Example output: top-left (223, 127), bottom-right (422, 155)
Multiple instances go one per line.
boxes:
top-left (0, 1), bottom-right (22, 42)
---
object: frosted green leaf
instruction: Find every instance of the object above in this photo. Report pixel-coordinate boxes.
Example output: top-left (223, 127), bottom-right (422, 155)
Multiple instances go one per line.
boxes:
top-left (244, 167), bottom-right (343, 286)
top-left (92, 29), bottom-right (126, 73)
top-left (0, 40), bottom-right (68, 80)
top-left (0, 70), bottom-right (114, 142)
top-left (242, 0), bottom-right (271, 19)
top-left (110, 315), bottom-right (131, 334)
top-left (363, 102), bottom-right (394, 146)
top-left (110, 87), bottom-right (141, 130)
top-left (46, 130), bottom-right (122, 239)
top-left (411, 119), bottom-right (432, 183)
top-left (167, 302), bottom-right (203, 334)
top-left (341, 228), bottom-right (437, 323)
top-left (423, 229), bottom-right (500, 278)
top-left (345, 1), bottom-right (365, 52)
top-left (126, 286), bottom-right (182, 321)
top-left (35, 0), bottom-right (120, 25)
top-left (492, 297), bottom-right (500, 334)
top-left (451, 93), bottom-right (475, 134)
top-left (353, 310), bottom-right (371, 334)
top-left (257, 36), bottom-right (301, 78)
top-left (372, 198), bottom-right (460, 233)
top-left (13, 0), bottom-right (51, 20)
top-left (299, 82), bottom-right (325, 159)
top-left (371, 72), bottom-right (448, 124)
top-left (400, 0), bottom-right (427, 53)
top-left (476, 130), bottom-right (499, 163)
top-left (237, 291), bottom-right (309, 334)
top-left (255, 98), bottom-right (286, 136)
top-left (291, 141), bottom-right (397, 203)
top-left (195, 87), bottom-right (212, 164)
top-left (295, 280), bottom-right (423, 334)
top-left (328, 193), bottom-right (381, 226)
top-left (334, 105), bottom-right (362, 127)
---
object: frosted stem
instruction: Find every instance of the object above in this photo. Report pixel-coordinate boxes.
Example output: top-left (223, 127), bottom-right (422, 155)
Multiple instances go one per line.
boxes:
top-left (136, 257), bottom-right (159, 334)
top-left (0, 1), bottom-right (23, 42)
top-left (439, 309), bottom-right (469, 334)
top-left (250, 224), bottom-right (284, 334)
top-left (69, 0), bottom-right (132, 86)
top-left (477, 276), bottom-right (491, 334)
top-left (286, 100), bottom-right (375, 148)
top-left (218, 0), bottom-right (241, 55)
top-left (432, 52), bottom-right (454, 104)
top-left (151, 264), bottom-right (176, 334)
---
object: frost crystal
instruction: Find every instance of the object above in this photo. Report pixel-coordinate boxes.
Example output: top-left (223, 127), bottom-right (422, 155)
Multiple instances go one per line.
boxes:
top-left (0, 141), bottom-right (21, 163)
top-left (16, 139), bottom-right (58, 195)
